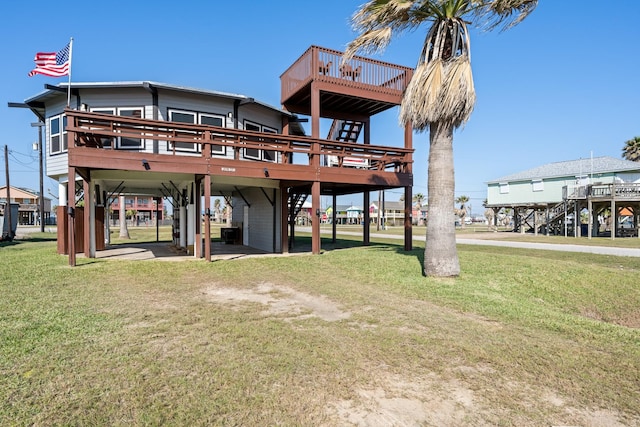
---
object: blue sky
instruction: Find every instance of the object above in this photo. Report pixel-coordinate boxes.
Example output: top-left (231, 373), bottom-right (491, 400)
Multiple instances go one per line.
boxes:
top-left (2, 1), bottom-right (639, 215)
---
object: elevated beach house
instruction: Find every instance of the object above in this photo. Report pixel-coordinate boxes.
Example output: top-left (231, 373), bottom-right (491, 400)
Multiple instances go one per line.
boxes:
top-left (12, 46), bottom-right (415, 265)
top-left (486, 156), bottom-right (640, 238)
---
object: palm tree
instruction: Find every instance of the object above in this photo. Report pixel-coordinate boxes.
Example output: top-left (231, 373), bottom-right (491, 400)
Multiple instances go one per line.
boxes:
top-left (413, 192), bottom-right (426, 208)
top-left (214, 198), bottom-right (221, 222)
top-left (345, 0), bottom-right (537, 276)
top-left (622, 136), bottom-right (640, 162)
top-left (118, 195), bottom-right (129, 239)
top-left (455, 195), bottom-right (470, 227)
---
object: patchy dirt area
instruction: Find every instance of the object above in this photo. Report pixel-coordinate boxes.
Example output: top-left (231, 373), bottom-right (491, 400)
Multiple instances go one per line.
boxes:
top-left (204, 282), bottom-right (351, 322)
top-left (202, 282), bottom-right (632, 427)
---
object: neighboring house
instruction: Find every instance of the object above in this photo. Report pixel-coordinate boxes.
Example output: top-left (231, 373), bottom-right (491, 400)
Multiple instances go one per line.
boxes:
top-left (109, 195), bottom-right (163, 225)
top-left (486, 156), bottom-right (640, 237)
top-left (0, 185), bottom-right (52, 225)
top-left (370, 201), bottom-right (406, 226)
top-left (326, 205), bottom-right (364, 224)
top-left (411, 204), bottom-right (428, 226)
top-left (13, 45), bottom-right (415, 264)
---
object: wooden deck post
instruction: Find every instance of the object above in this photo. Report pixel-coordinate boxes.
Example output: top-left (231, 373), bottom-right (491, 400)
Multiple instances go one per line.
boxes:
top-left (68, 167), bottom-right (76, 267)
top-left (84, 179), bottom-right (92, 257)
top-left (404, 121), bottom-right (413, 251)
top-left (204, 174), bottom-right (211, 261)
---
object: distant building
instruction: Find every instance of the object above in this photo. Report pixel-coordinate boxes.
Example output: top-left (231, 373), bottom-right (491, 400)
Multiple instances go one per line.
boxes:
top-left (109, 195), bottom-right (163, 225)
top-left (0, 185), bottom-right (52, 225)
top-left (486, 156), bottom-right (640, 237)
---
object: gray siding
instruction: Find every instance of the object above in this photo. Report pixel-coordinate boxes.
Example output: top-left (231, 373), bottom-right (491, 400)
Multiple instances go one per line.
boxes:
top-left (232, 188), bottom-right (281, 253)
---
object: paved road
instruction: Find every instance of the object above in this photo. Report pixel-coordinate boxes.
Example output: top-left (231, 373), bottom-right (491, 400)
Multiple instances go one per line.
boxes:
top-left (310, 228), bottom-right (640, 258)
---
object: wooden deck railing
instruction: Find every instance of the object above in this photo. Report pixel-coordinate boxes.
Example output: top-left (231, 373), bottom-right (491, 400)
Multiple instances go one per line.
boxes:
top-left (280, 45), bottom-right (413, 103)
top-left (65, 109), bottom-right (412, 173)
top-left (564, 183), bottom-right (640, 200)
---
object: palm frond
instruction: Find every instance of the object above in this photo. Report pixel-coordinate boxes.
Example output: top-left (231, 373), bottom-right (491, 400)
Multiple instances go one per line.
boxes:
top-left (343, 0), bottom-right (417, 61)
top-left (473, 0), bottom-right (538, 31)
top-left (400, 54), bottom-right (475, 130)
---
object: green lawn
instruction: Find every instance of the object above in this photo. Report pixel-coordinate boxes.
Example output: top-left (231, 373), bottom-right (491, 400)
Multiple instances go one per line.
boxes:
top-left (1, 231), bottom-right (639, 426)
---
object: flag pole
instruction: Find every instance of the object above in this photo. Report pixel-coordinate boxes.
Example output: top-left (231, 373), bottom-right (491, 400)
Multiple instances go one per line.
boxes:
top-left (67, 37), bottom-right (73, 108)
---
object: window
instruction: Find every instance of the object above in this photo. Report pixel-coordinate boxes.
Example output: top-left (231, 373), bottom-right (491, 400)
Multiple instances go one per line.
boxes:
top-left (90, 107), bottom-right (144, 149)
top-left (167, 110), bottom-right (199, 152)
top-left (118, 108), bottom-right (143, 148)
top-left (532, 179), bottom-right (544, 192)
top-left (499, 183), bottom-right (509, 194)
top-left (167, 109), bottom-right (225, 154)
top-left (91, 108), bottom-right (115, 147)
top-left (243, 120), bottom-right (279, 162)
top-left (49, 114), bottom-right (68, 155)
top-left (200, 113), bottom-right (225, 155)
top-left (576, 175), bottom-right (590, 186)
top-left (243, 121), bottom-right (261, 160)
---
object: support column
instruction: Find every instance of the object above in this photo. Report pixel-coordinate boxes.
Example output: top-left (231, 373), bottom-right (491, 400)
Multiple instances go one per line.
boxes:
top-left (587, 199), bottom-right (593, 239)
top-left (363, 191), bottom-right (370, 246)
top-left (310, 82), bottom-right (321, 255)
top-left (68, 168), bottom-right (76, 267)
top-left (194, 180), bottom-right (201, 258)
top-left (83, 179), bottom-right (95, 258)
top-left (312, 181), bottom-right (321, 254)
top-left (404, 121), bottom-right (413, 251)
top-left (204, 175), bottom-right (211, 261)
top-left (404, 185), bottom-right (412, 250)
top-left (611, 199), bottom-right (616, 240)
top-left (332, 194), bottom-right (337, 243)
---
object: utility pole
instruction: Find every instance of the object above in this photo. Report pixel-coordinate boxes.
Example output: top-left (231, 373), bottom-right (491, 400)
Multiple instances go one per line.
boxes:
top-left (31, 121), bottom-right (45, 232)
top-left (4, 145), bottom-right (13, 241)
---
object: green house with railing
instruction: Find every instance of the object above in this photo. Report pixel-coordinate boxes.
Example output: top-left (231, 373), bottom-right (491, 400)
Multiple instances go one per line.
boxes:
top-left (486, 156), bottom-right (640, 238)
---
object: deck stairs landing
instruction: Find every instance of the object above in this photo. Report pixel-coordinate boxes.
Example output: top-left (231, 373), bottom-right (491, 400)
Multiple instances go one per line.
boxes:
top-left (329, 119), bottom-right (362, 142)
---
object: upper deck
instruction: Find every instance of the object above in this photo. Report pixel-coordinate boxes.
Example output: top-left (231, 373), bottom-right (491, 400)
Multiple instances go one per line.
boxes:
top-left (281, 46), bottom-right (413, 119)
top-left (65, 109), bottom-right (413, 196)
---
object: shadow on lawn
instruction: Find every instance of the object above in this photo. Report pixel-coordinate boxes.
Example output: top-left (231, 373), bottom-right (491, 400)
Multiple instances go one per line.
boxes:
top-left (291, 235), bottom-right (426, 271)
top-left (1, 234), bottom-right (57, 247)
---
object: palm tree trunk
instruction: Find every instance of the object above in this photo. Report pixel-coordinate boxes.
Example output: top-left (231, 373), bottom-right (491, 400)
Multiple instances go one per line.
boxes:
top-left (424, 122), bottom-right (459, 277)
top-left (119, 195), bottom-right (129, 239)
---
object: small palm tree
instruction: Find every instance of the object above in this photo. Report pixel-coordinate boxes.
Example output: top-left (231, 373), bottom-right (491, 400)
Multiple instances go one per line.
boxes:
top-left (622, 136), bottom-right (640, 162)
top-left (345, 0), bottom-right (537, 276)
top-left (214, 198), bottom-right (221, 222)
top-left (413, 192), bottom-right (426, 208)
top-left (455, 195), bottom-right (470, 227)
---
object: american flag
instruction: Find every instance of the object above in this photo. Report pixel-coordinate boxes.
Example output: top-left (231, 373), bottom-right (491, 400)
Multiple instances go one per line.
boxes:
top-left (28, 42), bottom-right (70, 77)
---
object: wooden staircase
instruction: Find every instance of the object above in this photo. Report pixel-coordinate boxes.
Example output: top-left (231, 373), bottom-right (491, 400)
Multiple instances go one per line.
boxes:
top-left (516, 201), bottom-right (573, 235)
top-left (328, 119), bottom-right (362, 142)
top-left (324, 120), bottom-right (368, 168)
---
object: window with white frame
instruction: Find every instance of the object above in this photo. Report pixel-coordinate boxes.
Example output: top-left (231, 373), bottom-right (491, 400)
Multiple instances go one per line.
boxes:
top-left (90, 107), bottom-right (144, 149)
top-left (167, 110), bottom-right (200, 153)
top-left (532, 179), bottom-right (544, 192)
top-left (49, 114), bottom-right (68, 155)
top-left (167, 109), bottom-right (227, 154)
top-left (200, 113), bottom-right (226, 155)
top-left (118, 108), bottom-right (144, 148)
top-left (243, 120), bottom-right (278, 162)
top-left (499, 182), bottom-right (509, 194)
